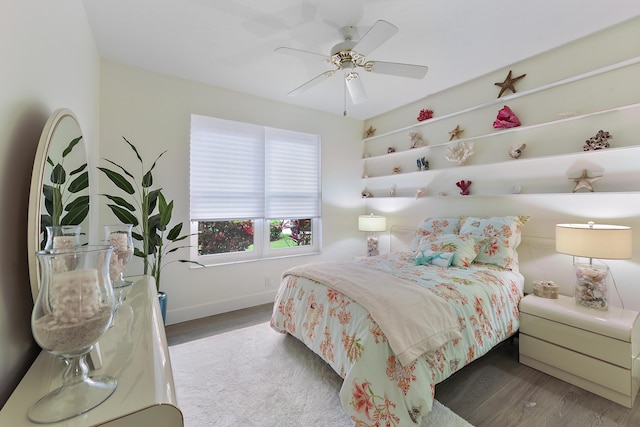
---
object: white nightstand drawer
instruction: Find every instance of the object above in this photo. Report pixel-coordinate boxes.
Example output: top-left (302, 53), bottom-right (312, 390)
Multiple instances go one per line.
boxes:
top-left (520, 312), bottom-right (631, 368)
top-left (520, 334), bottom-right (632, 396)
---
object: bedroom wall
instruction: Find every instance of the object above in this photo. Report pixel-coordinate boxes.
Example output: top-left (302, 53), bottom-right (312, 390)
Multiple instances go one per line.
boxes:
top-left (0, 0), bottom-right (101, 407)
top-left (98, 61), bottom-right (365, 324)
top-left (363, 17), bottom-right (640, 312)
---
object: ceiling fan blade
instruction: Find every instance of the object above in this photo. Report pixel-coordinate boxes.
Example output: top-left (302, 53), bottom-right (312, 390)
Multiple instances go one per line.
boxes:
top-left (345, 71), bottom-right (367, 104)
top-left (352, 20), bottom-right (398, 56)
top-left (275, 46), bottom-right (328, 62)
top-left (288, 70), bottom-right (336, 96)
top-left (365, 61), bottom-right (429, 79)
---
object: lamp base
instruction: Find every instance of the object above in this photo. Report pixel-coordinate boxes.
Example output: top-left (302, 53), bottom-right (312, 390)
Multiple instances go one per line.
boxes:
top-left (366, 235), bottom-right (379, 257)
top-left (574, 263), bottom-right (609, 311)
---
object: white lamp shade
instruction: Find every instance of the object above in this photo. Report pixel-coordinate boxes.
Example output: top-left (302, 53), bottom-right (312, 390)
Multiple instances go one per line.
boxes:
top-left (358, 214), bottom-right (387, 232)
top-left (556, 223), bottom-right (632, 259)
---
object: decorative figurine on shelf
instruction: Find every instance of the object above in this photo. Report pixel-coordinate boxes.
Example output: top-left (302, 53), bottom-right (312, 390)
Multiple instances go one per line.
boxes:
top-left (456, 180), bottom-right (472, 196)
top-left (570, 169), bottom-right (601, 192)
top-left (416, 187), bottom-right (426, 198)
top-left (361, 190), bottom-right (372, 198)
top-left (583, 130), bottom-right (612, 151)
top-left (417, 157), bottom-right (429, 171)
top-left (408, 132), bottom-right (424, 148)
top-left (417, 108), bottom-right (434, 121)
top-left (387, 146), bottom-right (396, 153)
top-left (389, 185), bottom-right (396, 197)
top-left (364, 126), bottom-right (376, 138)
top-left (509, 143), bottom-right (527, 159)
top-left (493, 105), bottom-right (521, 129)
top-left (445, 141), bottom-right (474, 166)
top-left (392, 166), bottom-right (402, 174)
top-left (494, 70), bottom-right (526, 98)
top-left (448, 125), bottom-right (464, 141)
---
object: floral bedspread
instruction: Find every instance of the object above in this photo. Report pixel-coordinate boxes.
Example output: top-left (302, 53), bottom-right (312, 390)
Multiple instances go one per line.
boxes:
top-left (270, 252), bottom-right (524, 427)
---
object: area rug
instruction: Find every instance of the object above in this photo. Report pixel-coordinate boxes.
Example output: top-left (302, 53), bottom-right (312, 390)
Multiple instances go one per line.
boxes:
top-left (169, 322), bottom-right (473, 427)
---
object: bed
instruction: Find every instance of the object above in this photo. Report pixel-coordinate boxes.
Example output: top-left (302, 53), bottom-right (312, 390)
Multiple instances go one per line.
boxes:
top-left (270, 215), bottom-right (529, 426)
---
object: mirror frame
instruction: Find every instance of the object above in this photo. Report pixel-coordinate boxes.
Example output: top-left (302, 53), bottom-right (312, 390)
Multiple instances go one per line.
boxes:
top-left (27, 108), bottom-right (88, 301)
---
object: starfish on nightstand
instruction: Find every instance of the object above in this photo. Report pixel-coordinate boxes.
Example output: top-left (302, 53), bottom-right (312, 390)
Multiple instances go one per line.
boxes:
top-left (448, 125), bottom-right (464, 141)
top-left (571, 169), bottom-right (601, 192)
top-left (494, 70), bottom-right (526, 98)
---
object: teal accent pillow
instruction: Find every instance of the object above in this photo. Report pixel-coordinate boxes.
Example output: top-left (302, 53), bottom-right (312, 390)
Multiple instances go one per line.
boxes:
top-left (416, 234), bottom-right (479, 267)
top-left (412, 250), bottom-right (454, 267)
top-left (409, 217), bottom-right (461, 252)
top-left (459, 215), bottom-right (530, 270)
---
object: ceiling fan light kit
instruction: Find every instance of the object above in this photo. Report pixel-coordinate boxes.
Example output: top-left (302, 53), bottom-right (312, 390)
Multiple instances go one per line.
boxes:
top-left (276, 20), bottom-right (429, 112)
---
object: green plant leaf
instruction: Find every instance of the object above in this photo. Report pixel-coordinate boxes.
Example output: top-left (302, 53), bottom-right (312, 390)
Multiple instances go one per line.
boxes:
top-left (107, 204), bottom-right (139, 226)
top-left (69, 163), bottom-right (88, 176)
top-left (61, 204), bottom-right (89, 226)
top-left (66, 195), bottom-right (89, 211)
top-left (98, 167), bottom-right (135, 195)
top-left (100, 194), bottom-right (135, 211)
top-left (158, 193), bottom-right (173, 228)
top-left (62, 136), bottom-right (82, 157)
top-left (147, 189), bottom-right (161, 214)
top-left (167, 223), bottom-right (183, 241)
top-left (50, 164), bottom-right (66, 185)
top-left (122, 136), bottom-right (144, 165)
top-left (68, 171), bottom-right (89, 193)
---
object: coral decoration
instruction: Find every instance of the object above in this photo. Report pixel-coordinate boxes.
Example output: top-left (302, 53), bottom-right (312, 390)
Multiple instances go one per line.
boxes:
top-left (417, 109), bottom-right (434, 121)
top-left (448, 125), bottom-right (464, 141)
top-left (445, 141), bottom-right (474, 166)
top-left (456, 180), bottom-right (472, 196)
top-left (494, 70), bottom-right (526, 98)
top-left (493, 105), bottom-right (521, 129)
top-left (583, 130), bottom-right (612, 151)
top-left (408, 132), bottom-right (424, 148)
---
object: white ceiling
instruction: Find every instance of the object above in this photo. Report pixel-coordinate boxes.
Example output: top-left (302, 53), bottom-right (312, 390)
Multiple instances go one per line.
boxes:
top-left (82, 0), bottom-right (640, 120)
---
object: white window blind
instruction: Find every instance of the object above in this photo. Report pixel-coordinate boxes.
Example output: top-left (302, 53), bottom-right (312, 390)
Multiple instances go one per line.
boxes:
top-left (190, 114), bottom-right (321, 221)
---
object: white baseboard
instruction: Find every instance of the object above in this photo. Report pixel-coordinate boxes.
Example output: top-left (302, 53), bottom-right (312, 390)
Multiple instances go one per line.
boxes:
top-left (166, 289), bottom-right (277, 325)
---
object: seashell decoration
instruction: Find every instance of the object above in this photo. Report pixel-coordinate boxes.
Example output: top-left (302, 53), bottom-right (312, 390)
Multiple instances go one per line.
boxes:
top-left (416, 187), bottom-right (426, 198)
top-left (361, 190), bottom-right (372, 198)
top-left (509, 143), bottom-right (526, 159)
top-left (445, 141), bottom-right (474, 166)
top-left (392, 166), bottom-right (402, 174)
top-left (389, 185), bottom-right (396, 197)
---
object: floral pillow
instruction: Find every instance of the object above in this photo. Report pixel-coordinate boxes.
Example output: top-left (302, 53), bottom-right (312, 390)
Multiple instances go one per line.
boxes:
top-left (409, 217), bottom-right (461, 252)
top-left (412, 250), bottom-right (455, 267)
top-left (416, 233), bottom-right (479, 267)
top-left (458, 215), bottom-right (530, 270)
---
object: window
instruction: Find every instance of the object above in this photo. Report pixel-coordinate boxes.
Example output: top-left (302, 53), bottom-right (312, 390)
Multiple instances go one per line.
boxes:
top-left (189, 114), bottom-right (321, 264)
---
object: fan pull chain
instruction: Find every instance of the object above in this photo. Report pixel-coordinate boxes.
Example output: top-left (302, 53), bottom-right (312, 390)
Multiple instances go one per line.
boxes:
top-left (343, 76), bottom-right (347, 117)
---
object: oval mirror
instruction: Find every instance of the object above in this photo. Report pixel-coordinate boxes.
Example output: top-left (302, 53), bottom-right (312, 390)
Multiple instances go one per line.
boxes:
top-left (27, 108), bottom-right (90, 300)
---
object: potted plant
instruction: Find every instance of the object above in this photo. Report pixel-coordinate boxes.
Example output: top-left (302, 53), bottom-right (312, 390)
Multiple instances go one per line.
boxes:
top-left (98, 136), bottom-right (202, 322)
top-left (41, 135), bottom-right (90, 247)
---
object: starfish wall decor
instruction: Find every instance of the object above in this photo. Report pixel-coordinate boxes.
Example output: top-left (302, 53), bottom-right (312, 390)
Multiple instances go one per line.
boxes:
top-left (448, 125), bottom-right (464, 140)
top-left (571, 169), bottom-right (602, 192)
top-left (494, 70), bottom-right (526, 98)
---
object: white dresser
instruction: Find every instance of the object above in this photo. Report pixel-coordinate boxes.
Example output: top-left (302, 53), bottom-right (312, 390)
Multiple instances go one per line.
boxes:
top-left (0, 276), bottom-right (183, 426)
top-left (519, 294), bottom-right (640, 408)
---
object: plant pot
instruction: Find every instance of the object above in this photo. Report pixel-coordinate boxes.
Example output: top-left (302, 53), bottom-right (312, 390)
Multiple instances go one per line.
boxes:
top-left (158, 292), bottom-right (167, 325)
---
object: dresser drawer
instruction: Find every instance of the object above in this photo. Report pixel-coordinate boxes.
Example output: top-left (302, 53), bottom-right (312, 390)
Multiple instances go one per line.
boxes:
top-left (520, 334), bottom-right (632, 397)
top-left (520, 312), bottom-right (632, 368)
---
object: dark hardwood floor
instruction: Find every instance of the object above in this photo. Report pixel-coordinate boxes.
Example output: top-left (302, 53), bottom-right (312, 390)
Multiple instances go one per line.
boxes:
top-left (166, 304), bottom-right (640, 427)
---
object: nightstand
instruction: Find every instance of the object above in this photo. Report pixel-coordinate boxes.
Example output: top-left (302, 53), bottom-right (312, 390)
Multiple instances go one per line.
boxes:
top-left (519, 294), bottom-right (640, 408)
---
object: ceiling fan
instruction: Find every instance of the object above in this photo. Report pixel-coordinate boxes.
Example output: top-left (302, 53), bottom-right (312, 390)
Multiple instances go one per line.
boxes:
top-left (275, 20), bottom-right (429, 108)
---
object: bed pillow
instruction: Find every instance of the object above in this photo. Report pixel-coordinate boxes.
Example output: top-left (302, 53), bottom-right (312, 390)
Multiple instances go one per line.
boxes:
top-left (412, 250), bottom-right (455, 267)
top-left (409, 217), bottom-right (461, 252)
top-left (416, 233), bottom-right (479, 267)
top-left (458, 215), bottom-right (530, 270)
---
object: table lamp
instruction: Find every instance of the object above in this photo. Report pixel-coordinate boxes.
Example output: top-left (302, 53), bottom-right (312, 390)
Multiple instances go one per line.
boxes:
top-left (556, 221), bottom-right (632, 311)
top-left (358, 214), bottom-right (387, 256)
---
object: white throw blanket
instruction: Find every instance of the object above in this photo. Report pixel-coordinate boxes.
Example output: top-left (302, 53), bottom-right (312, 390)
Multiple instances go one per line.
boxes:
top-left (283, 261), bottom-right (462, 366)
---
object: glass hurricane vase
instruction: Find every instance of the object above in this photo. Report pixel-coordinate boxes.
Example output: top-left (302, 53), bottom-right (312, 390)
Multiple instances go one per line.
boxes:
top-left (44, 225), bottom-right (82, 251)
top-left (29, 245), bottom-right (117, 423)
top-left (104, 224), bottom-right (134, 306)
